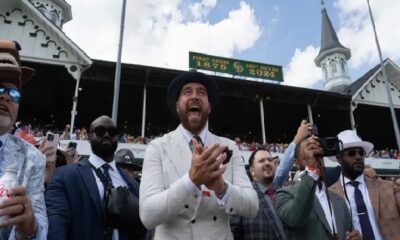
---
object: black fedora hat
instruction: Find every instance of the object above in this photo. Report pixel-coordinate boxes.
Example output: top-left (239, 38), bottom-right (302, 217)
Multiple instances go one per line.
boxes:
top-left (167, 71), bottom-right (219, 117)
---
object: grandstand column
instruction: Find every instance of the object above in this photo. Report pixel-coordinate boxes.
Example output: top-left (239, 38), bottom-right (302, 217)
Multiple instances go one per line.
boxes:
top-left (141, 70), bottom-right (150, 137)
top-left (259, 98), bottom-right (266, 144)
top-left (67, 64), bottom-right (84, 137)
top-left (350, 102), bottom-right (356, 130)
top-left (141, 85), bottom-right (147, 137)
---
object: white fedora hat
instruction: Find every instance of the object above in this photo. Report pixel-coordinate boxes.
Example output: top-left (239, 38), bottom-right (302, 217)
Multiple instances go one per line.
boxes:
top-left (337, 130), bottom-right (374, 155)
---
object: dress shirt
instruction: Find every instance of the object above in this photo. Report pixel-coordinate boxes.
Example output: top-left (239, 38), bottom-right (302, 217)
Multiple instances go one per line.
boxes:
top-left (342, 174), bottom-right (383, 240)
top-left (179, 124), bottom-right (232, 207)
top-left (274, 142), bottom-right (296, 189)
top-left (305, 168), bottom-right (337, 234)
top-left (89, 153), bottom-right (128, 240)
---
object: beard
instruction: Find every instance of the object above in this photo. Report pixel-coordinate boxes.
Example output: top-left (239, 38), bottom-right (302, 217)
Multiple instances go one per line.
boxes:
top-left (91, 141), bottom-right (118, 161)
top-left (0, 115), bottom-right (12, 127)
top-left (178, 109), bottom-right (208, 134)
top-left (342, 162), bottom-right (364, 179)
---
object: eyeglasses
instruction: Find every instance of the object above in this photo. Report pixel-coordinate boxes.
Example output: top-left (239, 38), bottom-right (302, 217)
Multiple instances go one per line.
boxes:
top-left (344, 148), bottom-right (365, 157)
top-left (93, 126), bottom-right (118, 138)
top-left (0, 86), bottom-right (22, 103)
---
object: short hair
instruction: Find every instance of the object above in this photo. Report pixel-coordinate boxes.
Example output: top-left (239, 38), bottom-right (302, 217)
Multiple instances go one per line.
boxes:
top-left (248, 147), bottom-right (271, 167)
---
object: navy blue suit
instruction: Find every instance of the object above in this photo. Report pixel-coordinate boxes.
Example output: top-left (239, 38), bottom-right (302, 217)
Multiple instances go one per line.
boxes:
top-left (45, 159), bottom-right (144, 240)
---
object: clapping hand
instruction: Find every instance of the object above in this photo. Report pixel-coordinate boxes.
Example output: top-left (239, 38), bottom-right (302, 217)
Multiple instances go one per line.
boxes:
top-left (188, 138), bottom-right (228, 194)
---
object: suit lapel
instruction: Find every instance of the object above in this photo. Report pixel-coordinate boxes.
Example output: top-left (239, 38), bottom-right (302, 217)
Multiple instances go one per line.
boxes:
top-left (329, 180), bottom-right (345, 199)
top-left (162, 128), bottom-right (192, 177)
top-left (313, 197), bottom-right (333, 235)
top-left (365, 176), bottom-right (379, 218)
top-left (77, 161), bottom-right (103, 221)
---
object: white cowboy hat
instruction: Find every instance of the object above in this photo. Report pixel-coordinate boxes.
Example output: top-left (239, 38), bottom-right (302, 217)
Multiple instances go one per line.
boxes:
top-left (337, 130), bottom-right (374, 155)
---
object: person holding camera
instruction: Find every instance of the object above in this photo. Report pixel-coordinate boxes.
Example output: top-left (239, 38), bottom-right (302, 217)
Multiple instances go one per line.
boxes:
top-left (329, 130), bottom-right (400, 240)
top-left (0, 40), bottom-right (47, 239)
top-left (274, 136), bottom-right (361, 240)
top-left (229, 119), bottom-right (312, 240)
top-left (139, 71), bottom-right (258, 240)
top-left (45, 116), bottom-right (146, 240)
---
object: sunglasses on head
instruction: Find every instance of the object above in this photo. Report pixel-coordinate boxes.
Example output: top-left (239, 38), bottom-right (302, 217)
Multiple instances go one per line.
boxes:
top-left (344, 148), bottom-right (365, 157)
top-left (0, 86), bottom-right (22, 103)
top-left (93, 126), bottom-right (118, 137)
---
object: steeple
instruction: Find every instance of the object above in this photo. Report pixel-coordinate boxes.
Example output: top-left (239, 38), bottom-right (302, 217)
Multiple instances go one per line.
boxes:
top-left (30, 0), bottom-right (72, 28)
top-left (314, 0), bottom-right (351, 93)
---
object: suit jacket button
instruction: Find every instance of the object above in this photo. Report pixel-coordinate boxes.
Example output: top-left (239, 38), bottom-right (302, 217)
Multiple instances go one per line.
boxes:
top-left (191, 219), bottom-right (196, 224)
top-left (184, 204), bottom-right (189, 208)
top-left (230, 208), bottom-right (233, 212)
top-left (213, 216), bottom-right (217, 221)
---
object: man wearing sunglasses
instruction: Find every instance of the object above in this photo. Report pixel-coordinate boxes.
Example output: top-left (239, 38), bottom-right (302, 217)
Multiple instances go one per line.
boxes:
top-left (329, 130), bottom-right (400, 240)
top-left (0, 39), bottom-right (48, 239)
top-left (139, 70), bottom-right (258, 240)
top-left (46, 116), bottom-right (146, 240)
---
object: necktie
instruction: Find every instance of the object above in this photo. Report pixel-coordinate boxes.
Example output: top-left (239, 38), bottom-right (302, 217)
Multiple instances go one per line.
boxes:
top-left (265, 188), bottom-right (276, 200)
top-left (349, 181), bottom-right (375, 240)
top-left (101, 164), bottom-right (114, 189)
top-left (99, 164), bottom-right (114, 240)
top-left (189, 136), bottom-right (204, 151)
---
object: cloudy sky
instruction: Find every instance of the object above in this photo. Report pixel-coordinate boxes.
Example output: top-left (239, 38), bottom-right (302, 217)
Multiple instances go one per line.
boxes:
top-left (63, 0), bottom-right (400, 90)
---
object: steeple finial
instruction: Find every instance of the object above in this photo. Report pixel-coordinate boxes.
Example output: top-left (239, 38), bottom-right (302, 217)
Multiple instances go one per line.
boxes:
top-left (321, 0), bottom-right (326, 10)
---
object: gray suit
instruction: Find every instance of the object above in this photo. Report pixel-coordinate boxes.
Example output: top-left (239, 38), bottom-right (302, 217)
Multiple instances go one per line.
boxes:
top-left (139, 126), bottom-right (258, 240)
top-left (275, 174), bottom-right (352, 240)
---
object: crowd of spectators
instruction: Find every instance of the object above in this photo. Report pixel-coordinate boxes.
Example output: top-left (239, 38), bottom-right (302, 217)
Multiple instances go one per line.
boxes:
top-left (14, 123), bottom-right (400, 161)
top-left (371, 149), bottom-right (400, 159)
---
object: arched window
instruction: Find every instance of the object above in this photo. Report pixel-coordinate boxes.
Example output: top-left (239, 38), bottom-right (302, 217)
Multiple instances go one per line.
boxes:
top-left (340, 60), bottom-right (346, 74)
top-left (330, 60), bottom-right (337, 76)
top-left (323, 65), bottom-right (328, 79)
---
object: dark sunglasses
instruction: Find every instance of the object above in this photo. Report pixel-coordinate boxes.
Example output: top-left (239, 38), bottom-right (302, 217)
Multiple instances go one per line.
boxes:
top-left (344, 148), bottom-right (365, 157)
top-left (93, 126), bottom-right (118, 137)
top-left (0, 87), bottom-right (22, 103)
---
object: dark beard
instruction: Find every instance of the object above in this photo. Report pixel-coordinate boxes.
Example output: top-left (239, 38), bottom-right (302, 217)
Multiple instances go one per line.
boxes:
top-left (91, 142), bottom-right (118, 161)
top-left (342, 163), bottom-right (363, 180)
top-left (178, 112), bottom-right (208, 134)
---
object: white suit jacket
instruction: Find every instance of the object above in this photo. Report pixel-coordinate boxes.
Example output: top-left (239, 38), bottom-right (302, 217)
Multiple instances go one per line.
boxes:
top-left (139, 126), bottom-right (258, 240)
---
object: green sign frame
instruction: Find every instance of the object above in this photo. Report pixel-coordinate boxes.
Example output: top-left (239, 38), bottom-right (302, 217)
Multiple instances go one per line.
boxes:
top-left (189, 51), bottom-right (283, 82)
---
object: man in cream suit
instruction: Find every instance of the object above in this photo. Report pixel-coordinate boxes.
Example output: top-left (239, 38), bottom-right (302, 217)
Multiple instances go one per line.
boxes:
top-left (139, 70), bottom-right (259, 240)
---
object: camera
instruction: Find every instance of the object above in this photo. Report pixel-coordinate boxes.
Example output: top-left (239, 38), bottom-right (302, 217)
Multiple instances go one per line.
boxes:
top-left (317, 137), bottom-right (341, 156)
top-left (309, 124), bottom-right (341, 156)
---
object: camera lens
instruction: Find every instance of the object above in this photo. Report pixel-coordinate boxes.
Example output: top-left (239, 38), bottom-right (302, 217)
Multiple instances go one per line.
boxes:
top-left (326, 141), bottom-right (335, 150)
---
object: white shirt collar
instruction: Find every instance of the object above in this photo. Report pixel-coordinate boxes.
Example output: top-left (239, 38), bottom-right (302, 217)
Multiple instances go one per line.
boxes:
top-left (342, 173), bottom-right (365, 186)
top-left (88, 153), bottom-right (117, 172)
top-left (179, 124), bottom-right (207, 144)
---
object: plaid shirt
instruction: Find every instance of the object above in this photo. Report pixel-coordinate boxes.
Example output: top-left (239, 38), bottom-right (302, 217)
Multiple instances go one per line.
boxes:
top-left (230, 182), bottom-right (287, 240)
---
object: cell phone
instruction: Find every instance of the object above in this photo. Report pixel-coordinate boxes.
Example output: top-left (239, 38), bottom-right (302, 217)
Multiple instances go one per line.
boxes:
top-left (67, 142), bottom-right (77, 150)
top-left (310, 124), bottom-right (319, 136)
top-left (44, 132), bottom-right (59, 162)
top-left (222, 147), bottom-right (233, 164)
